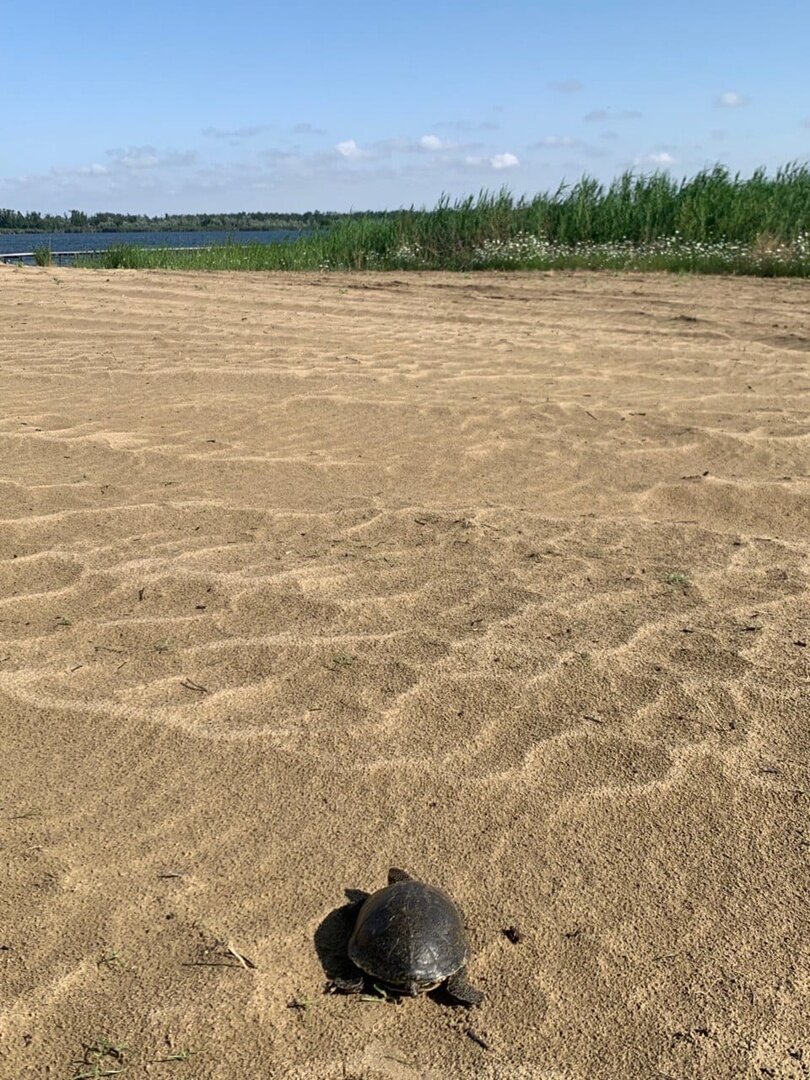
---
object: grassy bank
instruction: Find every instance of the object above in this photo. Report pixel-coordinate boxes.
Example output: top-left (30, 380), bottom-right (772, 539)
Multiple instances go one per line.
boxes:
top-left (78, 164), bottom-right (810, 276)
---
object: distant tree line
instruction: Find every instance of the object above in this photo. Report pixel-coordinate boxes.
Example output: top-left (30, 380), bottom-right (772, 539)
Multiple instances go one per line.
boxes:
top-left (0, 209), bottom-right (367, 232)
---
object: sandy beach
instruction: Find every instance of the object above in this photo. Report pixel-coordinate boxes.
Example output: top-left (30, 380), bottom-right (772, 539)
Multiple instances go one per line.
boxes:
top-left (1, 266), bottom-right (808, 1078)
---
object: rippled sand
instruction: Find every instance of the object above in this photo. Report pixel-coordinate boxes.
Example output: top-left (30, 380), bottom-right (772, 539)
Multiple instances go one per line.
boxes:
top-left (1, 267), bottom-right (808, 1078)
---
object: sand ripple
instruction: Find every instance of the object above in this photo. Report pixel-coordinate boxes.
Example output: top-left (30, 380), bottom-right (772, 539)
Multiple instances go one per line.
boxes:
top-left (1, 268), bottom-right (808, 1079)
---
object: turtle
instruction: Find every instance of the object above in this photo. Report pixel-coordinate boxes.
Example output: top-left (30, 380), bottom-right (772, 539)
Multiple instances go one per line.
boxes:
top-left (328, 867), bottom-right (484, 1006)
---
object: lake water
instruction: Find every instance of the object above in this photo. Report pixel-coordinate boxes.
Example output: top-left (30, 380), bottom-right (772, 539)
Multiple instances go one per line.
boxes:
top-left (0, 229), bottom-right (304, 262)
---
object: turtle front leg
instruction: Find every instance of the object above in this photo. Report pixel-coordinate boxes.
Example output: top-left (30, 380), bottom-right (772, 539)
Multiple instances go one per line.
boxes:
top-left (327, 972), bottom-right (366, 995)
top-left (445, 967), bottom-right (484, 1007)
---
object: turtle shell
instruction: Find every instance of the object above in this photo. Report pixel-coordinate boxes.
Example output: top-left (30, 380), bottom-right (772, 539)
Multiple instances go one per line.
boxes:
top-left (348, 879), bottom-right (469, 992)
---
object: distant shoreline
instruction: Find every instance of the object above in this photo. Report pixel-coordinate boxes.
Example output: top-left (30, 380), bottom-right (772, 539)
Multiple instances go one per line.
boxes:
top-left (0, 224), bottom-right (323, 235)
top-left (0, 212), bottom-right (376, 234)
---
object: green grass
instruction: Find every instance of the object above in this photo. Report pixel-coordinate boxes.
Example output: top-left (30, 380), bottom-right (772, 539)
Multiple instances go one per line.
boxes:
top-left (70, 1038), bottom-right (201, 1076)
top-left (664, 571), bottom-right (692, 589)
top-left (77, 163), bottom-right (810, 276)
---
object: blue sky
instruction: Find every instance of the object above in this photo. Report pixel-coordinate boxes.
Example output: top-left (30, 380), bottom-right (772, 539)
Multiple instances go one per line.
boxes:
top-left (3, 0), bottom-right (809, 214)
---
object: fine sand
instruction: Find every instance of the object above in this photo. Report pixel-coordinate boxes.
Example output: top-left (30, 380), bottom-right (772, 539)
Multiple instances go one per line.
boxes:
top-left (0, 267), bottom-right (808, 1079)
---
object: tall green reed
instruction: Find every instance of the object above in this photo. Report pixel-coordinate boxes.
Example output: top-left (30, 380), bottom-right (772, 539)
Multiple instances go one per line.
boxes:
top-left (78, 164), bottom-right (810, 275)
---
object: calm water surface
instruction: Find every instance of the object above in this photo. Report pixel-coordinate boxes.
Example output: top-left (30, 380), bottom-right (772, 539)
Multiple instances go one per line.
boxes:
top-left (0, 229), bottom-right (303, 262)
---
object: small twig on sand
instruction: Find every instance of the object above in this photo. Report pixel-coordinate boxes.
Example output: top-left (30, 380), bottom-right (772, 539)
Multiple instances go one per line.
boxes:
top-left (186, 940), bottom-right (255, 970)
top-left (180, 679), bottom-right (208, 693)
top-left (154, 1049), bottom-right (199, 1063)
top-left (185, 960), bottom-right (239, 968)
top-left (97, 950), bottom-right (124, 970)
top-left (226, 944), bottom-right (256, 970)
top-left (467, 1030), bottom-right (491, 1050)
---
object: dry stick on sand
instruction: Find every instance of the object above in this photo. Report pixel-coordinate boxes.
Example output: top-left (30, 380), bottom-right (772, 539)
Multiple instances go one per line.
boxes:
top-left (186, 940), bottom-right (256, 970)
top-left (180, 679), bottom-right (209, 693)
top-left (467, 1030), bottom-right (491, 1050)
top-left (154, 1049), bottom-right (200, 1063)
top-left (72, 1039), bottom-right (128, 1080)
top-left (225, 944), bottom-right (256, 970)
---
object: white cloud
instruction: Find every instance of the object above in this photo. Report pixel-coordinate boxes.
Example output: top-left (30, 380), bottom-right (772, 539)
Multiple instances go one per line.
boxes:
top-left (336, 139), bottom-right (372, 160)
top-left (334, 135), bottom-right (468, 161)
top-left (103, 146), bottom-right (196, 171)
top-left (537, 135), bottom-right (578, 147)
top-left (490, 152), bottom-right (519, 169)
top-left (585, 108), bottom-right (641, 122)
top-left (118, 148), bottom-right (159, 169)
top-left (161, 150), bottom-right (197, 167)
top-left (419, 134), bottom-right (445, 151)
top-left (530, 134), bottom-right (602, 154)
top-left (634, 151), bottom-right (676, 167)
top-left (548, 79), bottom-right (582, 93)
top-left (717, 91), bottom-right (748, 108)
top-left (435, 118), bottom-right (499, 133)
top-left (49, 162), bottom-right (110, 178)
top-left (291, 122), bottom-right (327, 135)
top-left (203, 125), bottom-right (266, 139)
top-left (462, 151), bottom-right (518, 170)
top-left (259, 148), bottom-right (302, 165)
top-left (106, 146), bottom-right (196, 170)
top-left (376, 136), bottom-right (459, 155)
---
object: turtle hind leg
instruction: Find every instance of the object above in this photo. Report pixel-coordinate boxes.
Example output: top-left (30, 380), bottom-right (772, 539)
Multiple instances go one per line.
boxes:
top-left (387, 867), bottom-right (413, 884)
top-left (445, 967), bottom-right (484, 1007)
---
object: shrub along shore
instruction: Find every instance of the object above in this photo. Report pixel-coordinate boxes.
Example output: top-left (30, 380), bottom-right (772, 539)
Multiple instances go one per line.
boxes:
top-left (72, 164), bottom-right (810, 276)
